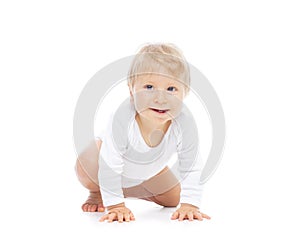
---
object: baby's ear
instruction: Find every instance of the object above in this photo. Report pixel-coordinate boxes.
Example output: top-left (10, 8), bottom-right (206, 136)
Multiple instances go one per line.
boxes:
top-left (128, 83), bottom-right (133, 96)
top-left (129, 90), bottom-right (134, 103)
top-left (184, 86), bottom-right (190, 97)
top-left (184, 90), bottom-right (189, 98)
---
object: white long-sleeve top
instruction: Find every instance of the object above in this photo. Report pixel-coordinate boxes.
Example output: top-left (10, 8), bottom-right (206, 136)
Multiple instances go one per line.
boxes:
top-left (97, 99), bottom-right (205, 208)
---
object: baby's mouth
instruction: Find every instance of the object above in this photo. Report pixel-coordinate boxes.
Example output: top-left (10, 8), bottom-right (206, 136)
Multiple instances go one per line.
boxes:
top-left (150, 108), bottom-right (170, 114)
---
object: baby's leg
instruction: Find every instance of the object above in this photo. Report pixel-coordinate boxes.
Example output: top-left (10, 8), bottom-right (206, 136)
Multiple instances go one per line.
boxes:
top-left (150, 183), bottom-right (181, 207)
top-left (75, 139), bottom-right (105, 212)
top-left (145, 167), bottom-right (181, 207)
top-left (124, 167), bottom-right (181, 207)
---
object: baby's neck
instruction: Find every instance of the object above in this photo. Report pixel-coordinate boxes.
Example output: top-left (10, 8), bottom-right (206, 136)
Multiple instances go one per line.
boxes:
top-left (135, 114), bottom-right (171, 147)
top-left (135, 114), bottom-right (171, 135)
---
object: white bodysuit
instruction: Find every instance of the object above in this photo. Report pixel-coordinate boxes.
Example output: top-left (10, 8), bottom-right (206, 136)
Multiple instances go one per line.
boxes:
top-left (97, 99), bottom-right (204, 208)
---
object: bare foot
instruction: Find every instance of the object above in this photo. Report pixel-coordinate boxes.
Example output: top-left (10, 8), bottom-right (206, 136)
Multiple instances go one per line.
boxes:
top-left (82, 191), bottom-right (105, 212)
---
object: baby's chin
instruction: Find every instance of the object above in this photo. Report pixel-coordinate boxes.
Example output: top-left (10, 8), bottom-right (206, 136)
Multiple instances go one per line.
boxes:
top-left (137, 110), bottom-right (174, 123)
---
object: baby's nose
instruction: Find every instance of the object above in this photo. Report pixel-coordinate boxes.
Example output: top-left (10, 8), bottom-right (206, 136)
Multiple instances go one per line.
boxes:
top-left (153, 90), bottom-right (167, 103)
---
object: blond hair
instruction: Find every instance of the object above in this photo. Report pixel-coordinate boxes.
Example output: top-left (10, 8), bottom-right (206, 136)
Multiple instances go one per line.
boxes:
top-left (128, 43), bottom-right (190, 92)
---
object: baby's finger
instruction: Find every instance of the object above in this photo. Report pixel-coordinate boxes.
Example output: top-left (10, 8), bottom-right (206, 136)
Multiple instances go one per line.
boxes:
top-left (130, 213), bottom-right (135, 221)
top-left (108, 213), bottom-right (116, 223)
top-left (124, 213), bottom-right (130, 222)
top-left (117, 212), bottom-right (123, 223)
top-left (99, 214), bottom-right (109, 222)
top-left (178, 212), bottom-right (186, 221)
top-left (187, 212), bottom-right (194, 221)
top-left (194, 212), bottom-right (203, 221)
top-left (171, 211), bottom-right (179, 220)
top-left (201, 213), bottom-right (211, 220)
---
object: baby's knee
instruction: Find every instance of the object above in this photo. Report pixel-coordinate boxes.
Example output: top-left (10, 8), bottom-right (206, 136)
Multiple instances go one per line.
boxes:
top-left (165, 187), bottom-right (181, 207)
top-left (162, 199), bottom-right (180, 208)
top-left (155, 183), bottom-right (181, 207)
top-left (75, 159), bottom-right (86, 179)
top-left (75, 160), bottom-right (99, 190)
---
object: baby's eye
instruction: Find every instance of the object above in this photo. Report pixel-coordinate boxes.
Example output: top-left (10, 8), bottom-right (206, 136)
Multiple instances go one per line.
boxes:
top-left (144, 84), bottom-right (154, 90)
top-left (167, 86), bottom-right (177, 92)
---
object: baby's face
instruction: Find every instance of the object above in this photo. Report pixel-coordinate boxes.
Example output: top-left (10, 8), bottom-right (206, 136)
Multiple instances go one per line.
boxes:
top-left (130, 74), bottom-right (187, 124)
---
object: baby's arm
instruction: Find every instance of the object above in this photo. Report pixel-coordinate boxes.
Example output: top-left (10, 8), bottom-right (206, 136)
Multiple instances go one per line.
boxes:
top-left (97, 115), bottom-right (135, 222)
top-left (171, 114), bottom-right (210, 221)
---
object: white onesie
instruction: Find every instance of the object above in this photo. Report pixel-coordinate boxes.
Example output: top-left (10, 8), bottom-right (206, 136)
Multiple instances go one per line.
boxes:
top-left (97, 99), bottom-right (204, 208)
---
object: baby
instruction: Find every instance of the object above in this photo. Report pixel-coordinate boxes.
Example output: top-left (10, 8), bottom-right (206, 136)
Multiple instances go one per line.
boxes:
top-left (75, 43), bottom-right (211, 222)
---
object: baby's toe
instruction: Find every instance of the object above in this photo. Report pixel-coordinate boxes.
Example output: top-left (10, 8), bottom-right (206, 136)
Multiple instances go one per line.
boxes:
top-left (82, 203), bottom-right (89, 212)
top-left (89, 204), bottom-right (98, 212)
top-left (87, 204), bottom-right (93, 212)
top-left (97, 206), bottom-right (105, 212)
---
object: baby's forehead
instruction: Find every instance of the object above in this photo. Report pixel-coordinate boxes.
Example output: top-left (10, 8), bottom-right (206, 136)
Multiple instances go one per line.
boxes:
top-left (136, 73), bottom-right (182, 84)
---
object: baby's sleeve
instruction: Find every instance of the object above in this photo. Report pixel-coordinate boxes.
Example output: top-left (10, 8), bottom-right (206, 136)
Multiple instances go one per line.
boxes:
top-left (98, 114), bottom-right (126, 207)
top-left (176, 114), bottom-right (205, 208)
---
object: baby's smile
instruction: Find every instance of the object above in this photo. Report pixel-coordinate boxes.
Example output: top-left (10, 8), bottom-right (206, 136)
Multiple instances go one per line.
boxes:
top-left (149, 108), bottom-right (170, 114)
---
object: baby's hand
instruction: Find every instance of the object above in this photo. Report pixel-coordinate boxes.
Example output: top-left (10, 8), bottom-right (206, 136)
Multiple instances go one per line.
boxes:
top-left (171, 203), bottom-right (211, 221)
top-left (99, 203), bottom-right (135, 223)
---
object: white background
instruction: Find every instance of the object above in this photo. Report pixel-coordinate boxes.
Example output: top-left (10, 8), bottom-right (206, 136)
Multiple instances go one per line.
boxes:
top-left (1, 0), bottom-right (299, 248)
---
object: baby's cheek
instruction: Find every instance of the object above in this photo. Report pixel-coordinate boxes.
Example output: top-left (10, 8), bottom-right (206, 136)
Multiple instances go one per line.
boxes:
top-left (133, 92), bottom-right (151, 112)
top-left (169, 100), bottom-right (183, 118)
